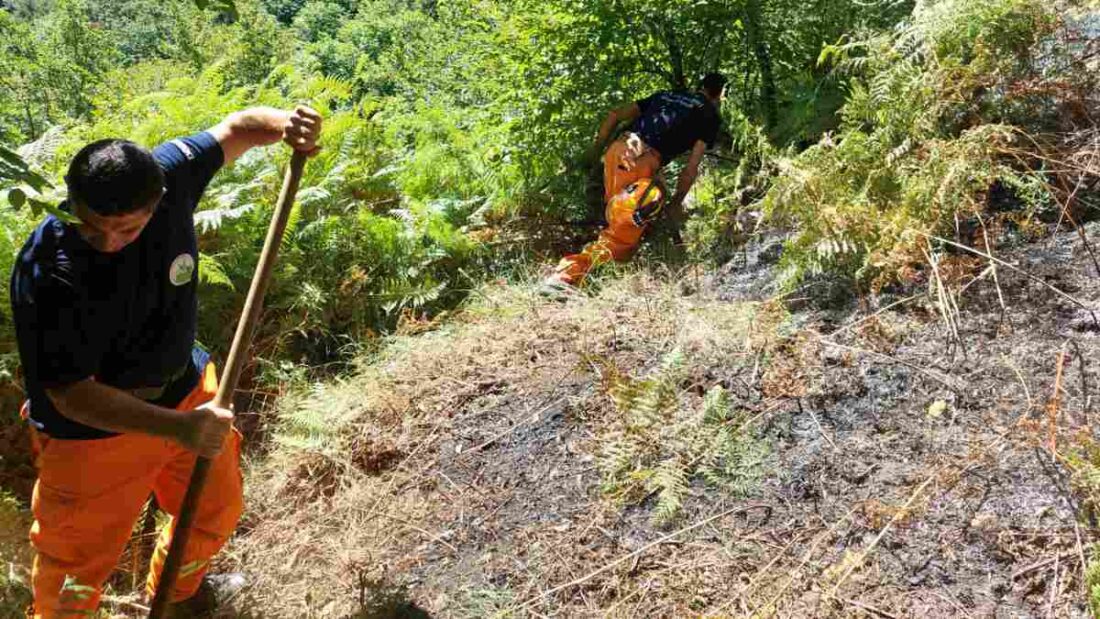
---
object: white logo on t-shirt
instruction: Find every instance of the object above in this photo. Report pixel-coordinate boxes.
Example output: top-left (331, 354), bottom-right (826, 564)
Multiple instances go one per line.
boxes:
top-left (170, 139), bottom-right (195, 160)
top-left (169, 253), bottom-right (195, 286)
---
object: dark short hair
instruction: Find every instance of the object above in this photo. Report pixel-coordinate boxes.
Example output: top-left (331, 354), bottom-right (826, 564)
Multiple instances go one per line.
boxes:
top-left (702, 72), bottom-right (728, 98)
top-left (65, 139), bottom-right (165, 216)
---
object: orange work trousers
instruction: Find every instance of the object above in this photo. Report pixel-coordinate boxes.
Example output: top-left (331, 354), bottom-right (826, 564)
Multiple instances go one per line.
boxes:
top-left (27, 362), bottom-right (243, 618)
top-left (555, 135), bottom-right (664, 285)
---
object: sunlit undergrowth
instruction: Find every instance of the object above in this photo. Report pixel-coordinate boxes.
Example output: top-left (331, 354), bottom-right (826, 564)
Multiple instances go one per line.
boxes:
top-left (0, 490), bottom-right (31, 617)
top-left (17, 62), bottom-right (489, 385)
top-left (762, 0), bottom-right (1098, 289)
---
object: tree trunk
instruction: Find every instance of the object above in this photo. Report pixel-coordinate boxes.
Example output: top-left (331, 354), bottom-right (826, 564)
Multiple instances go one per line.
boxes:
top-left (23, 99), bottom-right (38, 141)
top-left (663, 21), bottom-right (686, 89)
top-left (644, 16), bottom-right (685, 90)
top-left (745, 0), bottom-right (777, 131)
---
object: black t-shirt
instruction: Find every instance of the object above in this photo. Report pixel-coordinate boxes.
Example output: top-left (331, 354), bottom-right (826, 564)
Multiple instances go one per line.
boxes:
top-left (10, 131), bottom-right (224, 439)
top-left (629, 90), bottom-right (720, 161)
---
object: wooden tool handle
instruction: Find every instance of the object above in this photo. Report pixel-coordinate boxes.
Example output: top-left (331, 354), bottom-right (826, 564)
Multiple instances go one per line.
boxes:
top-left (149, 150), bottom-right (308, 618)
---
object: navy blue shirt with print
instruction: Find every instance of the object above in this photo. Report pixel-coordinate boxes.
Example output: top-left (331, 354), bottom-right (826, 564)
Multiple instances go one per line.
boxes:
top-left (629, 91), bottom-right (721, 161)
top-left (10, 132), bottom-right (223, 439)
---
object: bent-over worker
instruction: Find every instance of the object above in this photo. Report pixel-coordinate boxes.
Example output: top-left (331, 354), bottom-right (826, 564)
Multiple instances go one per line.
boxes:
top-left (547, 72), bottom-right (726, 290)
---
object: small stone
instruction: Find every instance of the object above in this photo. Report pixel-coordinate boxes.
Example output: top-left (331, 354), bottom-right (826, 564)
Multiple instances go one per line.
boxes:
top-left (927, 400), bottom-right (947, 419)
top-left (970, 512), bottom-right (997, 531)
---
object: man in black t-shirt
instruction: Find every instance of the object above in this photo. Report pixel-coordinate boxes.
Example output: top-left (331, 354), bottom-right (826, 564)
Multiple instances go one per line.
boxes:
top-left (11, 106), bottom-right (321, 618)
top-left (548, 73), bottom-right (726, 289)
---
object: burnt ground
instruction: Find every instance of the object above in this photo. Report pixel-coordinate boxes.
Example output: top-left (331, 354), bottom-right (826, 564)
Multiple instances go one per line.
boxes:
top-left (224, 221), bottom-right (1100, 618)
top-left (6, 222), bottom-right (1100, 618)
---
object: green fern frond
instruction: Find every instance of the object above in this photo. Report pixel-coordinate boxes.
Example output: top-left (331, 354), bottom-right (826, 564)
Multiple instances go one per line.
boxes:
top-left (702, 425), bottom-right (773, 495)
top-left (650, 458), bottom-right (690, 525)
top-left (197, 253), bottom-right (235, 290)
top-left (596, 352), bottom-right (770, 524)
top-left (379, 279), bottom-right (447, 313)
top-left (610, 378), bottom-right (643, 418)
top-left (702, 386), bottom-right (734, 425)
top-left (598, 436), bottom-right (637, 477)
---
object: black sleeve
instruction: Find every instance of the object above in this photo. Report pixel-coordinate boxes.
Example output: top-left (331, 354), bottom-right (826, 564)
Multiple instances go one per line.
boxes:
top-left (635, 91), bottom-right (662, 115)
top-left (12, 266), bottom-right (105, 388)
top-left (152, 131), bottom-right (225, 212)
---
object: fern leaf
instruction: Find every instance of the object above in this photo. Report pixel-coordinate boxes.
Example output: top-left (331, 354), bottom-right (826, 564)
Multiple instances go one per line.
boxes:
top-left (197, 253), bottom-right (235, 290)
top-left (702, 386), bottom-right (733, 425)
top-left (650, 458), bottom-right (690, 525)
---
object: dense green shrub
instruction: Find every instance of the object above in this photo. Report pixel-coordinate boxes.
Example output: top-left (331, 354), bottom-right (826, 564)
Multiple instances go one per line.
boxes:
top-left (762, 0), bottom-right (1065, 288)
top-left (0, 210), bottom-right (39, 385)
top-left (2, 50), bottom-right (488, 383)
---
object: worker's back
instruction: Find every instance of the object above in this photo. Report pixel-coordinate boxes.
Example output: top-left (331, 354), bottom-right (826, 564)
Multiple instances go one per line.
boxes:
top-left (629, 90), bottom-right (719, 161)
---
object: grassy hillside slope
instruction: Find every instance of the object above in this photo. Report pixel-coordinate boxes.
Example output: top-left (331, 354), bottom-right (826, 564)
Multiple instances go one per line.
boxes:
top-left (226, 221), bottom-right (1100, 617)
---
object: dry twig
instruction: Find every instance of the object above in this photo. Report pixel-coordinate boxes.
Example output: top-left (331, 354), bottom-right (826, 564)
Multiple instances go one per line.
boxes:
top-left (919, 232), bottom-right (1100, 328)
top-left (1048, 344), bottom-right (1068, 461)
top-left (1011, 551), bottom-right (1079, 580)
top-left (513, 504), bottom-right (770, 612)
top-left (823, 469), bottom-right (943, 601)
top-left (840, 596), bottom-right (900, 619)
top-left (817, 338), bottom-right (961, 391)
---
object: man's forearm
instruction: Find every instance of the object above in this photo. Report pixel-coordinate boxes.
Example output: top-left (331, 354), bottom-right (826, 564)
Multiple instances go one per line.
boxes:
top-left (672, 141), bottom-right (707, 207)
top-left (673, 166), bottom-right (699, 204)
top-left (225, 107), bottom-right (291, 140)
top-left (595, 111), bottom-right (620, 150)
top-left (594, 103), bottom-right (641, 153)
top-left (46, 380), bottom-right (187, 439)
top-left (210, 107), bottom-right (292, 164)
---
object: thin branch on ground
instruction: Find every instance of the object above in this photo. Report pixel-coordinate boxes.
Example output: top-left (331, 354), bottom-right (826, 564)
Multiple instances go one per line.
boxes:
top-left (799, 398), bottom-right (838, 451)
top-left (829, 293), bottom-right (922, 338)
top-left (923, 243), bottom-right (964, 353)
top-left (824, 468), bottom-right (944, 602)
top-left (1012, 551), bottom-right (1080, 580)
top-left (817, 338), bottom-right (961, 391)
top-left (513, 504), bottom-right (771, 612)
top-left (1074, 520), bottom-right (1088, 598)
top-left (840, 596), bottom-right (900, 619)
top-left (745, 509), bottom-right (858, 617)
top-left (1048, 343), bottom-right (1068, 461)
top-left (1003, 354), bottom-right (1034, 415)
top-left (977, 214), bottom-right (1007, 316)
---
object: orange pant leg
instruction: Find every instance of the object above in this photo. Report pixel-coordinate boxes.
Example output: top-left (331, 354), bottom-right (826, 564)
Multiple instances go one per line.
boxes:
top-left (28, 362), bottom-right (244, 617)
top-left (554, 179), bottom-right (664, 286)
top-left (146, 362), bottom-right (244, 603)
top-left (552, 137), bottom-right (663, 286)
top-left (29, 433), bottom-right (167, 618)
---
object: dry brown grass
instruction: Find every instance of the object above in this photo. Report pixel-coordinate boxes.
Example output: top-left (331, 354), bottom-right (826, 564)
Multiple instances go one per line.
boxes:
top-left (218, 223), bottom-right (1100, 618)
top-left (227, 270), bottom-right (777, 617)
top-left (7, 216), bottom-right (1100, 618)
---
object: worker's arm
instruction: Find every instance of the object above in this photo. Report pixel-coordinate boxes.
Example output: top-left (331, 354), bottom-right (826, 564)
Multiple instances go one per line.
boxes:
top-left (207, 105), bottom-right (323, 165)
top-left (46, 380), bottom-right (232, 458)
top-left (589, 102), bottom-right (642, 160)
top-left (664, 140), bottom-right (707, 241)
top-left (670, 139), bottom-right (707, 212)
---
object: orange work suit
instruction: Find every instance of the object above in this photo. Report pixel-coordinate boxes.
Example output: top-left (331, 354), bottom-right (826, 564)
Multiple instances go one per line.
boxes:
top-left (554, 135), bottom-right (665, 285)
top-left (27, 362), bottom-right (243, 618)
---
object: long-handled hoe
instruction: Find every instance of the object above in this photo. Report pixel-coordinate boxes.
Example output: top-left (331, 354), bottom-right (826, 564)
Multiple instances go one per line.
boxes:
top-left (148, 150), bottom-right (309, 618)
